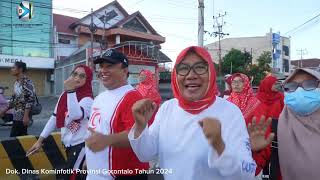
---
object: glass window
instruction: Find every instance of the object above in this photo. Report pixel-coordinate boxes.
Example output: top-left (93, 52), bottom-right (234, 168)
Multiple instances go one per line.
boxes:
top-left (99, 10), bottom-right (118, 23)
top-left (283, 59), bottom-right (289, 72)
top-left (0, 0), bottom-right (53, 58)
top-left (59, 39), bottom-right (71, 44)
top-left (283, 45), bottom-right (289, 56)
top-left (123, 18), bottom-right (148, 33)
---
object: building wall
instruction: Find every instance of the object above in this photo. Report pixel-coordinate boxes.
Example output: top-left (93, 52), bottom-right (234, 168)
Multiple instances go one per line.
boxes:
top-left (0, 69), bottom-right (47, 96)
top-left (206, 35), bottom-right (271, 64)
top-left (56, 34), bottom-right (78, 58)
top-left (281, 37), bottom-right (291, 74)
top-left (78, 34), bottom-right (91, 47)
top-left (0, 0), bottom-right (53, 58)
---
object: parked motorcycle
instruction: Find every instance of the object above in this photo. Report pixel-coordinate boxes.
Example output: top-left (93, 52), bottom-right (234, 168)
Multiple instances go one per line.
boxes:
top-left (0, 86), bottom-right (33, 127)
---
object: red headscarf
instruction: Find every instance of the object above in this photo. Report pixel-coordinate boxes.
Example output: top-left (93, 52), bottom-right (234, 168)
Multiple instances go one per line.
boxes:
top-left (136, 69), bottom-right (162, 105)
top-left (227, 73), bottom-right (261, 119)
top-left (256, 75), bottom-right (284, 105)
top-left (172, 46), bottom-right (217, 114)
top-left (56, 65), bottom-right (93, 128)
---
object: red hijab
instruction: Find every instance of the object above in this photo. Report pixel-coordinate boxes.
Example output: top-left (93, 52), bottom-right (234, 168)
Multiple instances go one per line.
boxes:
top-left (256, 75), bottom-right (284, 105)
top-left (136, 69), bottom-right (162, 105)
top-left (56, 65), bottom-right (93, 128)
top-left (227, 73), bottom-right (261, 119)
top-left (172, 46), bottom-right (217, 114)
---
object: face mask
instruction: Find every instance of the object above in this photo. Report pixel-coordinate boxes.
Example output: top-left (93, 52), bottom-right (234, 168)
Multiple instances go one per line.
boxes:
top-left (284, 87), bottom-right (320, 116)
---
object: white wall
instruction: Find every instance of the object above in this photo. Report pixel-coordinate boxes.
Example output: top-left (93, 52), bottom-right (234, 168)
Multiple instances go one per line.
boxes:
top-left (56, 34), bottom-right (78, 58)
top-left (206, 36), bottom-right (271, 64)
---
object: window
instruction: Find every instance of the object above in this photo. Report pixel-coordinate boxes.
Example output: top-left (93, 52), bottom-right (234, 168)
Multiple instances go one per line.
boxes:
top-left (99, 10), bottom-right (118, 23)
top-left (58, 39), bottom-right (71, 44)
top-left (123, 18), bottom-right (148, 33)
top-left (283, 45), bottom-right (289, 56)
top-left (0, 0), bottom-right (52, 58)
top-left (283, 59), bottom-right (289, 72)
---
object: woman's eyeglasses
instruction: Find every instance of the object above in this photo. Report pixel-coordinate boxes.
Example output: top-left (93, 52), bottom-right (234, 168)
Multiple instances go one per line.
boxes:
top-left (176, 62), bottom-right (208, 76)
top-left (231, 80), bottom-right (244, 85)
top-left (71, 72), bottom-right (86, 79)
top-left (283, 79), bottom-right (319, 92)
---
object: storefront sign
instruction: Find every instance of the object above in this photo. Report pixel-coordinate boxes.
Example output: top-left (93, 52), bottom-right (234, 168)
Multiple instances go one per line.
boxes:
top-left (0, 54), bottom-right (54, 69)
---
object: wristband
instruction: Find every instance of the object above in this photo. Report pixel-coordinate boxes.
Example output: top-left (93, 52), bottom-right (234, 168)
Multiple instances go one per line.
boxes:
top-left (67, 89), bottom-right (76, 93)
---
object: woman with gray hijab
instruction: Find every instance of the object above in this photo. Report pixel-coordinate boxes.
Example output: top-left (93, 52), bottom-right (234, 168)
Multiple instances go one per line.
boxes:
top-left (249, 68), bottom-right (320, 180)
top-left (278, 68), bottom-right (320, 180)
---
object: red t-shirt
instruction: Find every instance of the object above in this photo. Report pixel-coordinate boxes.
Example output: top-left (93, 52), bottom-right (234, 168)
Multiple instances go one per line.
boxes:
top-left (110, 90), bottom-right (149, 175)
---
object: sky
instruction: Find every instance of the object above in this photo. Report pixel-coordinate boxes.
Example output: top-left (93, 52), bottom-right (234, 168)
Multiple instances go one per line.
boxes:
top-left (53, 0), bottom-right (320, 64)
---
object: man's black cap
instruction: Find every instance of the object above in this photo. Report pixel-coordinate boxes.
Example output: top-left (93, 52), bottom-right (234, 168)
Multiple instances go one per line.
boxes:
top-left (93, 49), bottom-right (129, 67)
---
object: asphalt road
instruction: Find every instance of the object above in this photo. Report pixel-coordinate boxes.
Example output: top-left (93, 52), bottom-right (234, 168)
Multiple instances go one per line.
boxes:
top-left (0, 96), bottom-right (164, 180)
top-left (0, 96), bottom-right (58, 139)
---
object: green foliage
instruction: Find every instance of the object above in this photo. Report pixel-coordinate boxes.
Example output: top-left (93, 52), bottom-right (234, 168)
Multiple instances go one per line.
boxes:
top-left (222, 48), bottom-right (249, 74)
top-left (221, 49), bottom-right (272, 86)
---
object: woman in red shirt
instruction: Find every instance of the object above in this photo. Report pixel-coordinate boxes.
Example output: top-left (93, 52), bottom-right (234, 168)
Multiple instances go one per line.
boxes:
top-left (256, 75), bottom-right (284, 180)
top-left (257, 75), bottom-right (284, 119)
top-left (227, 73), bottom-right (269, 176)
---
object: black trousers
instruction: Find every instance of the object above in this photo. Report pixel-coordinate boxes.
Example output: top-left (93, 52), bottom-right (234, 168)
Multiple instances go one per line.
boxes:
top-left (62, 142), bottom-right (86, 180)
top-left (10, 121), bottom-right (28, 137)
top-left (115, 174), bottom-right (148, 180)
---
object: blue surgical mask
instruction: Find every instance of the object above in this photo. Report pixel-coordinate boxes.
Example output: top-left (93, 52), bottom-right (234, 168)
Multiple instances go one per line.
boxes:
top-left (284, 87), bottom-right (320, 116)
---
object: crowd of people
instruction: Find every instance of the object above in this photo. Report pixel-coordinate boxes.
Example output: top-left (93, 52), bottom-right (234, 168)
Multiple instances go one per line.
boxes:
top-left (1, 46), bottom-right (319, 180)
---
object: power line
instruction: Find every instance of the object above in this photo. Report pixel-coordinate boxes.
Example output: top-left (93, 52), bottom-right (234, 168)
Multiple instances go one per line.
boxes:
top-left (285, 12), bottom-right (320, 35)
top-left (205, 12), bottom-right (229, 78)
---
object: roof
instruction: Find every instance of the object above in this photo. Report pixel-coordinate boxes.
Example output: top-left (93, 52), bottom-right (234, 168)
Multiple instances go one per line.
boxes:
top-left (53, 14), bottom-right (79, 35)
top-left (291, 58), bottom-right (320, 68)
top-left (112, 11), bottom-right (160, 36)
top-left (71, 0), bottom-right (129, 27)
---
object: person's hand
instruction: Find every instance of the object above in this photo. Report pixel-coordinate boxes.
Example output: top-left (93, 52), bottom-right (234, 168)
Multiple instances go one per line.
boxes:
top-left (26, 140), bottom-right (42, 156)
top-left (248, 116), bottom-right (274, 152)
top-left (199, 118), bottom-right (225, 155)
top-left (132, 99), bottom-right (157, 130)
top-left (64, 77), bottom-right (80, 91)
top-left (23, 115), bottom-right (30, 126)
top-left (85, 127), bottom-right (109, 152)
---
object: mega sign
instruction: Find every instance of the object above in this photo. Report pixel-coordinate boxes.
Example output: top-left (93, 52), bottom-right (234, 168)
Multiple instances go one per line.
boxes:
top-left (0, 55), bottom-right (54, 69)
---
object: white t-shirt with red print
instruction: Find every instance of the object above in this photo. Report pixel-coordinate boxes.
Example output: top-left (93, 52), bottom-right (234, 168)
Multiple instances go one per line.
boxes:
top-left (40, 92), bottom-right (93, 147)
top-left (85, 84), bottom-right (148, 180)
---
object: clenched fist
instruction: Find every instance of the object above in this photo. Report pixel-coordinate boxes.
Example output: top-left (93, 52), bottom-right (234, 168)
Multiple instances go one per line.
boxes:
top-left (199, 118), bottom-right (225, 155)
top-left (132, 99), bottom-right (157, 137)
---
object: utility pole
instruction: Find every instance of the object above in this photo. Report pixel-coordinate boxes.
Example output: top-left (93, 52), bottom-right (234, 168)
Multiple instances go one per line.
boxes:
top-left (205, 12), bottom-right (229, 92)
top-left (198, 0), bottom-right (205, 47)
top-left (215, 12), bottom-right (229, 77)
top-left (296, 49), bottom-right (307, 68)
top-left (206, 13), bottom-right (229, 75)
top-left (89, 8), bottom-right (97, 70)
top-left (100, 11), bottom-right (108, 51)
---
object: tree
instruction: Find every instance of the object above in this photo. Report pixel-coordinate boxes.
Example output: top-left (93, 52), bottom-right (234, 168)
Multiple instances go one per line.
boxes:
top-left (221, 49), bottom-right (272, 86)
top-left (222, 48), bottom-right (248, 74)
top-left (247, 51), bottom-right (272, 86)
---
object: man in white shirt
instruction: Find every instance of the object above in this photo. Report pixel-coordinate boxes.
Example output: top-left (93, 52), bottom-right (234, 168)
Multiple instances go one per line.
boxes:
top-left (85, 49), bottom-right (149, 180)
top-left (129, 46), bottom-right (256, 180)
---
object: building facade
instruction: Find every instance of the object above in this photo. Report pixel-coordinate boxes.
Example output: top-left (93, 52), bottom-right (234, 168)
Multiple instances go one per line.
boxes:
top-left (0, 0), bottom-right (55, 96)
top-left (53, 1), bottom-right (171, 96)
top-left (291, 58), bottom-right (320, 72)
top-left (206, 29), bottom-right (291, 75)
